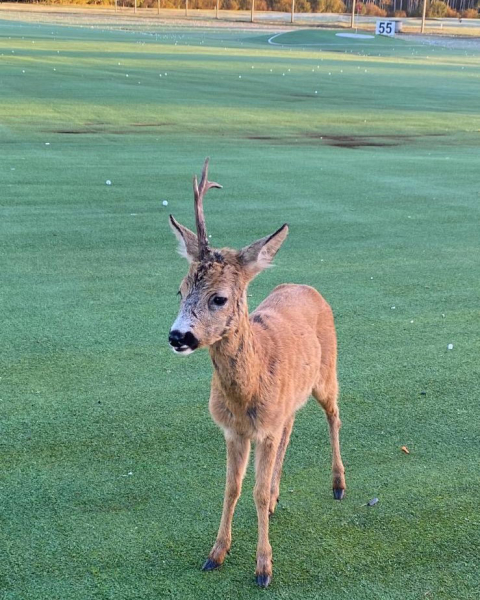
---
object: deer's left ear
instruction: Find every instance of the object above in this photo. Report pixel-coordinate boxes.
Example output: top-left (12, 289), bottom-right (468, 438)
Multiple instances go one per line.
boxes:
top-left (169, 215), bottom-right (199, 263)
top-left (239, 224), bottom-right (289, 278)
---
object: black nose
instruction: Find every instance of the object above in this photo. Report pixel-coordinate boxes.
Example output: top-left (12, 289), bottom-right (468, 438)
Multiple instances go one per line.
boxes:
top-left (168, 330), bottom-right (199, 350)
top-left (169, 330), bottom-right (186, 348)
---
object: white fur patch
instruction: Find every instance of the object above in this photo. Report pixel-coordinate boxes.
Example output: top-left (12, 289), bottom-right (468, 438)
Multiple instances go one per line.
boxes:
top-left (171, 346), bottom-right (195, 356)
top-left (171, 313), bottom-right (191, 334)
top-left (257, 247), bottom-right (276, 270)
top-left (169, 218), bottom-right (195, 263)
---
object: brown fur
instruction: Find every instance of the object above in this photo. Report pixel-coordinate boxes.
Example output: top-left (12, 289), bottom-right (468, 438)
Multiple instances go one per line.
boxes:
top-left (169, 163), bottom-right (345, 587)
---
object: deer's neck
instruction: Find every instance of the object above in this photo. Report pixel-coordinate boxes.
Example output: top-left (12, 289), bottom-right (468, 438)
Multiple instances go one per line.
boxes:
top-left (209, 300), bottom-right (260, 405)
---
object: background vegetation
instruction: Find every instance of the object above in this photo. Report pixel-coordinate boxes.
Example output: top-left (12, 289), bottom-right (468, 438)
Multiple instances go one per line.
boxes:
top-left (4, 0), bottom-right (479, 18)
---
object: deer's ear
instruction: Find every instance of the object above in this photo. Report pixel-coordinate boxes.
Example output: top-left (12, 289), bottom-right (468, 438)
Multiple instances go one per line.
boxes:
top-left (169, 215), bottom-right (199, 263)
top-left (239, 224), bottom-right (289, 278)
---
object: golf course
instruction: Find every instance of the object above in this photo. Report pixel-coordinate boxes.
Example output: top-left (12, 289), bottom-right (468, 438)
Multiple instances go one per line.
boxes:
top-left (1, 9), bottom-right (479, 599)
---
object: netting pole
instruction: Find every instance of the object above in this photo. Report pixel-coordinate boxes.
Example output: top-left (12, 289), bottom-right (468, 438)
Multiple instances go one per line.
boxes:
top-left (291, 0), bottom-right (295, 23)
top-left (421, 0), bottom-right (427, 33)
top-left (351, 0), bottom-right (356, 28)
top-left (158, 0), bottom-right (160, 15)
top-left (251, 0), bottom-right (255, 23)
top-left (186, 0), bottom-right (189, 16)
top-left (216, 0), bottom-right (219, 19)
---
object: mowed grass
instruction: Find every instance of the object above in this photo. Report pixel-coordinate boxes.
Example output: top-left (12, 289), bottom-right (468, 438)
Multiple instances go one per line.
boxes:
top-left (1, 17), bottom-right (479, 600)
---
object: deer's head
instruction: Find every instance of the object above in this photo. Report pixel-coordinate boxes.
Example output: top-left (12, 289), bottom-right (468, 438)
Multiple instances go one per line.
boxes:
top-left (168, 159), bottom-right (288, 355)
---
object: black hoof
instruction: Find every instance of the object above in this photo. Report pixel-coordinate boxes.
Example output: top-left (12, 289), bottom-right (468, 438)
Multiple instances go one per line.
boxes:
top-left (333, 488), bottom-right (345, 500)
top-left (202, 558), bottom-right (221, 571)
top-left (256, 573), bottom-right (272, 588)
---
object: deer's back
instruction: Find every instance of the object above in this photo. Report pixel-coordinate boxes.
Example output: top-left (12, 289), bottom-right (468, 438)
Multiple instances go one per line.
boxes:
top-left (252, 283), bottom-right (334, 339)
top-left (249, 284), bottom-right (337, 413)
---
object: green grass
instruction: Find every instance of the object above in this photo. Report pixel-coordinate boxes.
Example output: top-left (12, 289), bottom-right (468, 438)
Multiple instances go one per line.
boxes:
top-left (1, 17), bottom-right (479, 600)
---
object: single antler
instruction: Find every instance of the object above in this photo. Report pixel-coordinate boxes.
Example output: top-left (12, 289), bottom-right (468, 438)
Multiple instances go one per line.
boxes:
top-left (193, 158), bottom-right (222, 260)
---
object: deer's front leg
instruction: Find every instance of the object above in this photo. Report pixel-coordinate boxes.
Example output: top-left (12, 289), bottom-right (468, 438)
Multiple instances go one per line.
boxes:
top-left (203, 431), bottom-right (250, 571)
top-left (254, 433), bottom-right (281, 588)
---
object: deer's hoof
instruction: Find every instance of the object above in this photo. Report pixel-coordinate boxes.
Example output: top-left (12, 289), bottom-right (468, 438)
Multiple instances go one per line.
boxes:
top-left (256, 573), bottom-right (272, 588)
top-left (202, 558), bottom-right (221, 571)
top-left (333, 487), bottom-right (345, 500)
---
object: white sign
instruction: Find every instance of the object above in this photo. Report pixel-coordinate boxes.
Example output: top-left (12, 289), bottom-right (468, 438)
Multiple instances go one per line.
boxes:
top-left (376, 20), bottom-right (396, 37)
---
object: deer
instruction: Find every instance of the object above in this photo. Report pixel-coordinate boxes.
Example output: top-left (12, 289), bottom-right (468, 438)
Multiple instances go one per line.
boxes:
top-left (168, 159), bottom-right (346, 588)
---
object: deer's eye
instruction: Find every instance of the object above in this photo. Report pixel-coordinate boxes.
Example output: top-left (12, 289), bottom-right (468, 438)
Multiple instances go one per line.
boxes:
top-left (212, 296), bottom-right (227, 307)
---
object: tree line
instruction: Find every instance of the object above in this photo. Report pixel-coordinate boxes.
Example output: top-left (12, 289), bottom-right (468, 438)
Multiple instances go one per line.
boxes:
top-left (11, 0), bottom-right (480, 17)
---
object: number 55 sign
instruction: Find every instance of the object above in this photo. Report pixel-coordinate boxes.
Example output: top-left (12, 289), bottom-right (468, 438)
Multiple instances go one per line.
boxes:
top-left (376, 20), bottom-right (396, 36)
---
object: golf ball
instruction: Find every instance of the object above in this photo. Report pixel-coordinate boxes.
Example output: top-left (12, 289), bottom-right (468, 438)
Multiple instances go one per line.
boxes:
top-left (106, 180), bottom-right (112, 186)
top-left (162, 200), bottom-right (168, 206)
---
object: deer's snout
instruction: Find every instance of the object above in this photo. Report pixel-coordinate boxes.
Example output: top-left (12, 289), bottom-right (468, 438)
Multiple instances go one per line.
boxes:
top-left (168, 329), bottom-right (199, 355)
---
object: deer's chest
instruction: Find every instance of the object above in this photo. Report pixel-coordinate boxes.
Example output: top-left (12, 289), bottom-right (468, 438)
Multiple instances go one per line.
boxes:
top-left (209, 394), bottom-right (258, 437)
top-left (209, 387), bottom-right (285, 440)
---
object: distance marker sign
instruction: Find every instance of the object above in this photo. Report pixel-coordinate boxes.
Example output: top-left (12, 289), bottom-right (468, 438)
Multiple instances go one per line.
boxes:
top-left (376, 20), bottom-right (396, 36)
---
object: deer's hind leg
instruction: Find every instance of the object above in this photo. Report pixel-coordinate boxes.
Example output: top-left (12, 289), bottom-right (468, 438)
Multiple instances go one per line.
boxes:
top-left (312, 376), bottom-right (346, 500)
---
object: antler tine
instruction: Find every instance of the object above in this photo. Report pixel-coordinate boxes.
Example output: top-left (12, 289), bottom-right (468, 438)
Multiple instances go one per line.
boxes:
top-left (193, 158), bottom-right (222, 260)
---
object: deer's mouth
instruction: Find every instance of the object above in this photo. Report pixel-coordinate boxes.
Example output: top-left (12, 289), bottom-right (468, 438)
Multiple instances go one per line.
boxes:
top-left (168, 330), bottom-right (199, 355)
top-left (171, 345), bottom-right (196, 356)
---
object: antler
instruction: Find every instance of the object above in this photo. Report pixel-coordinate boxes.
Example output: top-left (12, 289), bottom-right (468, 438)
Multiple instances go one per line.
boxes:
top-left (193, 158), bottom-right (222, 261)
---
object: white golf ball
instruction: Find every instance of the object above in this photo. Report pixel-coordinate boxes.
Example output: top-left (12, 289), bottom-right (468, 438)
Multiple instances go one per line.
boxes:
top-left (106, 180), bottom-right (112, 186)
top-left (162, 200), bottom-right (168, 206)
top-left (447, 343), bottom-right (453, 350)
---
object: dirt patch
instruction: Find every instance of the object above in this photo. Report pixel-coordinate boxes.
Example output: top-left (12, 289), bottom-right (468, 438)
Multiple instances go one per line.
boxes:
top-left (313, 133), bottom-right (445, 149)
top-left (131, 122), bottom-right (169, 127)
top-left (322, 136), bottom-right (400, 149)
top-left (246, 132), bottom-right (446, 149)
top-left (246, 133), bottom-right (409, 149)
top-left (56, 130), bottom-right (94, 135)
top-left (247, 135), bottom-right (276, 141)
top-left (310, 133), bottom-right (417, 149)
top-left (54, 123), bottom-right (169, 135)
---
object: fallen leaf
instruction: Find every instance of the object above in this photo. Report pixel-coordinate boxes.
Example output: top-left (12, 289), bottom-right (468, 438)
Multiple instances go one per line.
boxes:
top-left (401, 446), bottom-right (410, 454)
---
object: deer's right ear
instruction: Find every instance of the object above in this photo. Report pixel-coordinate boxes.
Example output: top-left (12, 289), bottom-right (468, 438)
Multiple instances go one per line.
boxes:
top-left (169, 215), bottom-right (199, 263)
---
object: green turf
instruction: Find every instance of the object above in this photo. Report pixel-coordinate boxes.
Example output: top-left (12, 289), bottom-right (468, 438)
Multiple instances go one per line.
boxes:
top-left (1, 17), bottom-right (479, 600)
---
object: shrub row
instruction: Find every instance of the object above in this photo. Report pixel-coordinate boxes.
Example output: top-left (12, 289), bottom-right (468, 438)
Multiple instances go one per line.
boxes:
top-left (36, 0), bottom-right (480, 17)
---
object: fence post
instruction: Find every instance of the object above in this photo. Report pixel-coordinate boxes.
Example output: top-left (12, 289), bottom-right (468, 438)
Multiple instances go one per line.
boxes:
top-left (251, 0), bottom-right (255, 23)
top-left (134, 0), bottom-right (137, 14)
top-left (351, 0), bottom-right (356, 28)
top-left (291, 0), bottom-right (295, 23)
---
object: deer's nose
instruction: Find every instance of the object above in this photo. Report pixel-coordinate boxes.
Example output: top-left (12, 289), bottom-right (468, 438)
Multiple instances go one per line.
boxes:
top-left (169, 330), bottom-right (199, 351)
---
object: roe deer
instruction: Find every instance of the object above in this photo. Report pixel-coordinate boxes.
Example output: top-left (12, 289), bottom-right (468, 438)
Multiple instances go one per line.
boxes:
top-left (168, 159), bottom-right (346, 587)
